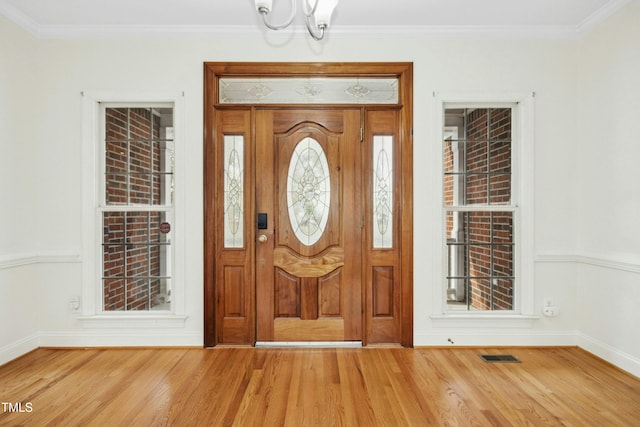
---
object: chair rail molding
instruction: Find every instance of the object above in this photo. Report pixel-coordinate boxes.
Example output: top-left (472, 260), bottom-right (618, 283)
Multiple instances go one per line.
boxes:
top-left (535, 251), bottom-right (640, 274)
top-left (0, 251), bottom-right (81, 270)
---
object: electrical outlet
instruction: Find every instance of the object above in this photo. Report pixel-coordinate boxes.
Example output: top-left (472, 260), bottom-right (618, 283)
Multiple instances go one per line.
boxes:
top-left (68, 296), bottom-right (80, 312)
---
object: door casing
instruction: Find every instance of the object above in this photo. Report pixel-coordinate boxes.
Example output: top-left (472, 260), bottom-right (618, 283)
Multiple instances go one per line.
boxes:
top-left (203, 62), bottom-right (414, 347)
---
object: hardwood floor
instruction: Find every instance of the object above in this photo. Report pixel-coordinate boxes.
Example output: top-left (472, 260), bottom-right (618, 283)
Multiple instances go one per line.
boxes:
top-left (1, 346), bottom-right (639, 426)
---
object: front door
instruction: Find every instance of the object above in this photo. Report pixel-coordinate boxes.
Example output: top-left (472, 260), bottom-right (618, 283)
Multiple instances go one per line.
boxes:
top-left (255, 109), bottom-right (362, 342)
top-left (203, 62), bottom-right (414, 348)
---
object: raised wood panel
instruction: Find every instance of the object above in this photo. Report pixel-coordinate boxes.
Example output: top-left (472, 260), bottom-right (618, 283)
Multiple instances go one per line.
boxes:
top-left (300, 277), bottom-right (318, 320)
top-left (372, 266), bottom-right (393, 317)
top-left (272, 109), bottom-right (345, 134)
top-left (275, 269), bottom-right (300, 318)
top-left (224, 266), bottom-right (245, 317)
top-left (274, 319), bottom-right (345, 341)
top-left (319, 268), bottom-right (342, 317)
top-left (273, 246), bottom-right (344, 277)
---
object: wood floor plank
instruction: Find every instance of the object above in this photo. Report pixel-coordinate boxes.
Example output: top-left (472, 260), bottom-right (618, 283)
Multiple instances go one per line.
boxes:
top-left (1, 346), bottom-right (639, 426)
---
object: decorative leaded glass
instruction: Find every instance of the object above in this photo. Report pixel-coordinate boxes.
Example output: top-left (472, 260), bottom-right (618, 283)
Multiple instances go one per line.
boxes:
top-left (224, 135), bottom-right (244, 248)
top-left (373, 135), bottom-right (393, 248)
top-left (287, 137), bottom-right (330, 246)
top-left (219, 77), bottom-right (399, 105)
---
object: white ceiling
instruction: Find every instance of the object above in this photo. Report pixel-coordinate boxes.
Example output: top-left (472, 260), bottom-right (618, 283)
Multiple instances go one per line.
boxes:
top-left (0, 0), bottom-right (631, 38)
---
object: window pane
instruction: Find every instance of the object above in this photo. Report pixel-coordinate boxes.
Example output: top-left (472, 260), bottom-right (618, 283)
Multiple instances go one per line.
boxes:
top-left (489, 108), bottom-right (511, 141)
top-left (443, 107), bottom-right (512, 207)
top-left (492, 212), bottom-right (514, 243)
top-left (443, 173), bottom-right (456, 206)
top-left (489, 139), bottom-right (511, 173)
top-left (219, 77), bottom-right (399, 104)
top-left (490, 174), bottom-right (511, 204)
top-left (102, 211), bottom-right (171, 311)
top-left (492, 278), bottom-right (514, 310)
top-left (287, 137), bottom-right (331, 247)
top-left (446, 210), bottom-right (515, 311)
top-left (224, 135), bottom-right (244, 248)
top-left (465, 174), bottom-right (489, 205)
top-left (103, 278), bottom-right (125, 311)
top-left (373, 135), bottom-right (393, 248)
top-left (105, 107), bottom-right (174, 206)
top-left (466, 140), bottom-right (488, 173)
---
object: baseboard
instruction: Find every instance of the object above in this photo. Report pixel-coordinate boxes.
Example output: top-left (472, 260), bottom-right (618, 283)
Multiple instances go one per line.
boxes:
top-left (3, 331), bottom-right (638, 379)
top-left (577, 332), bottom-right (640, 378)
top-left (38, 331), bottom-right (203, 348)
top-left (415, 330), bottom-right (579, 347)
top-left (0, 334), bottom-right (40, 366)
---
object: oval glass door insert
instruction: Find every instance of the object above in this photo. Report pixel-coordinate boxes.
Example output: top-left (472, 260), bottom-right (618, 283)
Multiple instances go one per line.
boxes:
top-left (287, 137), bottom-right (330, 246)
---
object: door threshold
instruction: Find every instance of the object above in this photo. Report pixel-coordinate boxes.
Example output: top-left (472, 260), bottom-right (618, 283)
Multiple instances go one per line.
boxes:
top-left (255, 341), bottom-right (363, 348)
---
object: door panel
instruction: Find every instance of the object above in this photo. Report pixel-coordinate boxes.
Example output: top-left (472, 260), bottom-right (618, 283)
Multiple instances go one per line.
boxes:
top-left (211, 109), bottom-right (254, 345)
top-left (256, 109), bottom-right (362, 342)
top-left (363, 109), bottom-right (403, 344)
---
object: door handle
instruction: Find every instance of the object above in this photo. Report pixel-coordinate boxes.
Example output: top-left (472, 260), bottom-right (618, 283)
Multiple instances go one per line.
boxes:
top-left (257, 234), bottom-right (268, 243)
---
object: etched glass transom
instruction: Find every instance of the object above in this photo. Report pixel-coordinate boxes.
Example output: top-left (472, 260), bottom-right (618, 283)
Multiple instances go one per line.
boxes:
top-left (219, 78), bottom-right (398, 105)
top-left (287, 137), bottom-right (330, 246)
top-left (373, 135), bottom-right (393, 248)
top-left (224, 135), bottom-right (244, 248)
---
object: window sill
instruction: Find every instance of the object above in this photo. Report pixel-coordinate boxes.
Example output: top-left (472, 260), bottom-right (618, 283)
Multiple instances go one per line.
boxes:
top-left (430, 313), bottom-right (539, 329)
top-left (77, 313), bottom-right (188, 329)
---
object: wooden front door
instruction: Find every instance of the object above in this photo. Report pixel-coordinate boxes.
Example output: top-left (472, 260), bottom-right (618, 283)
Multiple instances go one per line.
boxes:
top-left (204, 62), bottom-right (414, 348)
top-left (255, 109), bottom-right (362, 342)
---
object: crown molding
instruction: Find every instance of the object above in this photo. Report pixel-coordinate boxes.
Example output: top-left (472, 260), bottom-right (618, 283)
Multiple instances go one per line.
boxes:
top-left (0, 0), bottom-right (632, 40)
top-left (2, 22), bottom-right (585, 40)
top-left (0, 0), bottom-right (39, 36)
top-left (575, 0), bottom-right (631, 36)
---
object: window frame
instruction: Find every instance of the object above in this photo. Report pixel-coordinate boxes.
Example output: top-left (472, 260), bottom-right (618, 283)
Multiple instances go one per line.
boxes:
top-left (81, 91), bottom-right (186, 324)
top-left (432, 92), bottom-right (536, 322)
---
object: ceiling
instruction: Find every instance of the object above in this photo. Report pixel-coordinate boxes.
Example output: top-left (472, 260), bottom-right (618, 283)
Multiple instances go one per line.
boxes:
top-left (0, 0), bottom-right (631, 38)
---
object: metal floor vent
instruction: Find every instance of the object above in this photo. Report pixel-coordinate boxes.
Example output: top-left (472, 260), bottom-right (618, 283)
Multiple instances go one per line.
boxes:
top-left (480, 354), bottom-right (520, 363)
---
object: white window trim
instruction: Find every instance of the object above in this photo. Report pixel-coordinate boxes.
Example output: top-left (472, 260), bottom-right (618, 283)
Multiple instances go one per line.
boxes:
top-left (431, 91), bottom-right (537, 323)
top-left (80, 90), bottom-right (187, 325)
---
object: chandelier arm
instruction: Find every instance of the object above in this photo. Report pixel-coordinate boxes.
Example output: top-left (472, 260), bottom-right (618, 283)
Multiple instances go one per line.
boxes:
top-left (305, 14), bottom-right (326, 41)
top-left (302, 0), bottom-right (319, 17)
top-left (259, 0), bottom-right (297, 31)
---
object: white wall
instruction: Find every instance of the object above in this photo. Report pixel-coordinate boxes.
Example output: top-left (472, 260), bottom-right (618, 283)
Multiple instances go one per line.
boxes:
top-left (575, 1), bottom-right (640, 375)
top-left (0, 3), bottom-right (638, 376)
top-left (0, 15), bottom-right (42, 362)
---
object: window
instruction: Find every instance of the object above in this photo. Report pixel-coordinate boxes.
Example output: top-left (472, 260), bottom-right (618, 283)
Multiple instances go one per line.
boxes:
top-left (435, 93), bottom-right (535, 318)
top-left (102, 106), bottom-right (174, 311)
top-left (81, 92), bottom-right (185, 321)
top-left (444, 107), bottom-right (514, 311)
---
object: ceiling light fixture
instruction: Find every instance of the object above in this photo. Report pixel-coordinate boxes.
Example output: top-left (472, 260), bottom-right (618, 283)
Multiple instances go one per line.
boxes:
top-left (255, 0), bottom-right (339, 41)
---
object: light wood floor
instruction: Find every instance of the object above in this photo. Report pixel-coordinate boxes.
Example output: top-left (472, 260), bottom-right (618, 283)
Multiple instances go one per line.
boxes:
top-left (1, 346), bottom-right (639, 426)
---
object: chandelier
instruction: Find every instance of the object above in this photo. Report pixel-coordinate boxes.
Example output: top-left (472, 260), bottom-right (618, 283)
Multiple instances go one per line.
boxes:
top-left (254, 0), bottom-right (339, 41)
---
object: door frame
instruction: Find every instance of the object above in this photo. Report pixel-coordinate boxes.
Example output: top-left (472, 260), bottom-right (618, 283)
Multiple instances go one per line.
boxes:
top-left (204, 62), bottom-right (413, 347)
